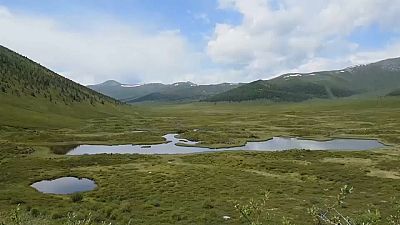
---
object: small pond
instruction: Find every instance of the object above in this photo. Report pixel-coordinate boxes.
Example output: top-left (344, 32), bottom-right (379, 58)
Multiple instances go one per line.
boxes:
top-left (58, 134), bottom-right (385, 155)
top-left (31, 177), bottom-right (97, 194)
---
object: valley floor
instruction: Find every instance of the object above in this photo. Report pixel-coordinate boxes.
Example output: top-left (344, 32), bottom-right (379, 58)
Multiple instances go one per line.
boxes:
top-left (1, 98), bottom-right (400, 224)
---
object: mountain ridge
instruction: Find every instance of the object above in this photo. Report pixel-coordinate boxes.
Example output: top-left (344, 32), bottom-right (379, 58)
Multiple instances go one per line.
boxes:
top-left (205, 57), bottom-right (400, 102)
top-left (88, 80), bottom-right (243, 102)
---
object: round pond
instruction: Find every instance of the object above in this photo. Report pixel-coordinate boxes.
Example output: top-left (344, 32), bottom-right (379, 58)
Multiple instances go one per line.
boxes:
top-left (31, 177), bottom-right (96, 194)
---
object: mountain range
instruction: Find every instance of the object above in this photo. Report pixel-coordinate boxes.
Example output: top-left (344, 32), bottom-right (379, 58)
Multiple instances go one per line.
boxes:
top-left (1, 43), bottom-right (399, 119)
top-left (89, 57), bottom-right (400, 103)
top-left (206, 58), bottom-right (400, 102)
top-left (88, 80), bottom-right (242, 103)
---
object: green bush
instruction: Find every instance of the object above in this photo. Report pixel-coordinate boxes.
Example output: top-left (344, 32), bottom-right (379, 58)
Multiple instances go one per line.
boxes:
top-left (29, 208), bottom-right (40, 217)
top-left (71, 193), bottom-right (84, 203)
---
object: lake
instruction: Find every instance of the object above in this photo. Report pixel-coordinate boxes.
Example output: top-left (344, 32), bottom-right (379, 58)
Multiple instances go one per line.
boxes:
top-left (60, 134), bottom-right (385, 155)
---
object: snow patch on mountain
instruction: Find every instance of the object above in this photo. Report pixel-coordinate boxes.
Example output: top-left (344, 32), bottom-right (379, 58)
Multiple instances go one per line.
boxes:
top-left (121, 84), bottom-right (142, 88)
top-left (284, 74), bottom-right (302, 79)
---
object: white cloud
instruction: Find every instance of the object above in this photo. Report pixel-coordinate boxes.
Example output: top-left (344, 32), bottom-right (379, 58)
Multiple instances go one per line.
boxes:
top-left (181, 67), bottom-right (251, 84)
top-left (208, 0), bottom-right (400, 79)
top-left (349, 41), bottom-right (400, 65)
top-left (0, 6), bottom-right (203, 85)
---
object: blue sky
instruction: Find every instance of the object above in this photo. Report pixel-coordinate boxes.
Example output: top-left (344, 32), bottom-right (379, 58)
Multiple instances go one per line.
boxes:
top-left (0, 0), bottom-right (399, 84)
top-left (0, 0), bottom-right (241, 48)
top-left (349, 24), bottom-right (396, 51)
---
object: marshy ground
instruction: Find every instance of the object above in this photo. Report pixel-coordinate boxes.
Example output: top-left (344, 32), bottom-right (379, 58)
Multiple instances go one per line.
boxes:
top-left (1, 98), bottom-right (399, 224)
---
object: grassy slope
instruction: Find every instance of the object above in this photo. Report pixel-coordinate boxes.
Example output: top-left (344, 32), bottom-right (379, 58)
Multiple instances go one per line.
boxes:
top-left (0, 94), bottom-right (125, 128)
top-left (0, 45), bottom-right (125, 129)
top-left (205, 78), bottom-right (355, 102)
top-left (1, 97), bottom-right (400, 224)
top-left (0, 46), bottom-right (118, 106)
top-left (205, 80), bottom-right (316, 102)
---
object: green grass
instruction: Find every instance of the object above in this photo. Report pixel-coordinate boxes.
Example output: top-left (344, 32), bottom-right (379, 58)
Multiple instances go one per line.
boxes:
top-left (0, 94), bottom-right (126, 129)
top-left (1, 97), bottom-right (400, 224)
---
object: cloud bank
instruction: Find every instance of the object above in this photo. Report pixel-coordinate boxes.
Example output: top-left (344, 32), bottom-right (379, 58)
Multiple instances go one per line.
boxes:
top-left (208, 0), bottom-right (400, 78)
top-left (0, 6), bottom-right (202, 84)
top-left (1, 1), bottom-right (400, 85)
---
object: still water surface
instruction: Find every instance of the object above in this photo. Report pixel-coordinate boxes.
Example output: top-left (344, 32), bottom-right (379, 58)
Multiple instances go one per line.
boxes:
top-left (31, 177), bottom-right (96, 194)
top-left (63, 134), bottom-right (385, 155)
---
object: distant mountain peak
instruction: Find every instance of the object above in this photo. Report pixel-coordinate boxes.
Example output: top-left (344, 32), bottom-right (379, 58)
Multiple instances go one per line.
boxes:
top-left (95, 80), bottom-right (143, 88)
top-left (99, 80), bottom-right (122, 87)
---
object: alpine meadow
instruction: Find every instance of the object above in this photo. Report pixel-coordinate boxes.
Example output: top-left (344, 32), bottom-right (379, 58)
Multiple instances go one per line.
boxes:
top-left (1, 1), bottom-right (400, 225)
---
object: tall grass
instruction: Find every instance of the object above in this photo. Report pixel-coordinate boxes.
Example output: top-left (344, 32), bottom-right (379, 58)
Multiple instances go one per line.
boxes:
top-left (3, 186), bottom-right (400, 225)
top-left (234, 185), bottom-right (400, 225)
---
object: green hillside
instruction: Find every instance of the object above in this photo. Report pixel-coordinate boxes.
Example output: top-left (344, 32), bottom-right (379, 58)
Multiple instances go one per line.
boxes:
top-left (127, 92), bottom-right (182, 102)
top-left (0, 45), bottom-right (122, 128)
top-left (205, 80), bottom-right (310, 102)
top-left (0, 46), bottom-right (119, 105)
top-left (206, 80), bottom-right (355, 102)
top-left (126, 83), bottom-right (242, 103)
top-left (88, 81), bottom-right (166, 101)
top-left (206, 57), bottom-right (400, 102)
top-left (88, 80), bottom-right (242, 102)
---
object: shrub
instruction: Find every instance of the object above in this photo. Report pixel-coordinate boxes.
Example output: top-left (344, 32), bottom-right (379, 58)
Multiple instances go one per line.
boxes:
top-left (71, 193), bottom-right (84, 203)
top-left (30, 208), bottom-right (40, 217)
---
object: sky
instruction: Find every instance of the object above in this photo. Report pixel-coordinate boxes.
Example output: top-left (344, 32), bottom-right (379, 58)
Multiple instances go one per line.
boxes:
top-left (0, 0), bottom-right (400, 85)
